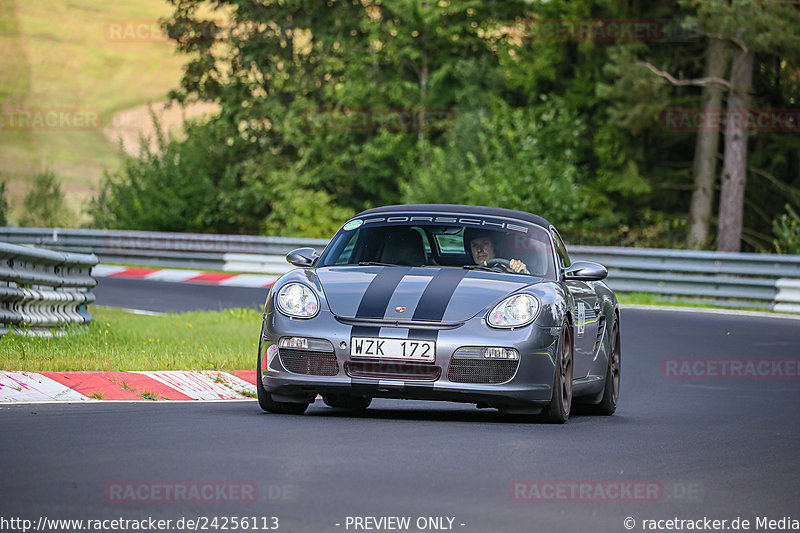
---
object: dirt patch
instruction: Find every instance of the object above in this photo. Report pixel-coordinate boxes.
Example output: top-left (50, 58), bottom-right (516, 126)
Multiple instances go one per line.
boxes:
top-left (103, 101), bottom-right (220, 157)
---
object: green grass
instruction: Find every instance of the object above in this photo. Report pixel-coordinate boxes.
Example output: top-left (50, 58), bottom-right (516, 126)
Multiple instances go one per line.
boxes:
top-left (0, 306), bottom-right (261, 371)
top-left (617, 292), bottom-right (775, 313)
top-left (1, 293), bottom-right (789, 373)
top-left (0, 0), bottom-right (208, 223)
top-left (138, 390), bottom-right (161, 401)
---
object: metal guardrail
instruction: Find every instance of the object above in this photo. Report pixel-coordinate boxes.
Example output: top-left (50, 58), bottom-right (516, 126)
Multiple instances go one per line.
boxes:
top-left (0, 228), bottom-right (326, 272)
top-left (568, 246), bottom-right (800, 313)
top-left (0, 241), bottom-right (99, 336)
top-left (2, 228), bottom-right (799, 313)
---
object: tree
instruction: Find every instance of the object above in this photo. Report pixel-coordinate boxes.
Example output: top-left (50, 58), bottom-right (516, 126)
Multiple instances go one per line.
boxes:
top-left (639, 0), bottom-right (800, 251)
top-left (91, 0), bottom-right (799, 249)
top-left (92, 0), bottom-right (530, 234)
top-left (402, 100), bottom-right (600, 227)
top-left (687, 0), bottom-right (800, 251)
top-left (19, 170), bottom-right (73, 228)
top-left (716, 43), bottom-right (753, 252)
top-left (0, 180), bottom-right (9, 226)
top-left (687, 38), bottom-right (729, 249)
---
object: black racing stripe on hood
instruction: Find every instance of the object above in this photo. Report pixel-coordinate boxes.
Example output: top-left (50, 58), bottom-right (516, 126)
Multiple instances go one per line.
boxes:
top-left (406, 329), bottom-right (438, 342)
top-left (412, 269), bottom-right (468, 321)
top-left (355, 266), bottom-right (411, 319)
top-left (407, 269), bottom-right (468, 342)
top-left (350, 266), bottom-right (411, 338)
top-left (351, 325), bottom-right (380, 338)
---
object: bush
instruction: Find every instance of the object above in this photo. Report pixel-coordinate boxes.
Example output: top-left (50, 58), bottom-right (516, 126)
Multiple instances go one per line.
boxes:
top-left (0, 180), bottom-right (9, 226)
top-left (234, 158), bottom-right (355, 238)
top-left (19, 170), bottom-right (73, 228)
top-left (90, 115), bottom-right (267, 233)
top-left (400, 100), bottom-right (608, 229)
top-left (773, 204), bottom-right (800, 254)
top-left (90, 112), bottom-right (354, 237)
top-left (261, 187), bottom-right (354, 238)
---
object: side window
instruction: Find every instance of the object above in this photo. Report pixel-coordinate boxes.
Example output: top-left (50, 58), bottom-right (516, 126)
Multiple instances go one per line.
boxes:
top-left (435, 233), bottom-right (464, 254)
top-left (551, 229), bottom-right (571, 269)
top-left (332, 231), bottom-right (359, 264)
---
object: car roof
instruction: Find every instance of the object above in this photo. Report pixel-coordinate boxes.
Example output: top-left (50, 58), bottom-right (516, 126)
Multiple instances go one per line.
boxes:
top-left (354, 204), bottom-right (554, 230)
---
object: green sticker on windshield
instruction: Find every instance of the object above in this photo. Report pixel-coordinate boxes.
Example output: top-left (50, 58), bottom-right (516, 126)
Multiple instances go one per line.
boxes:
top-left (343, 219), bottom-right (363, 231)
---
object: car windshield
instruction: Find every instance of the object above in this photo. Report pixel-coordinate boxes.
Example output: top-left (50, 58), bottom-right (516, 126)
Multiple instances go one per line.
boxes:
top-left (318, 215), bottom-right (556, 278)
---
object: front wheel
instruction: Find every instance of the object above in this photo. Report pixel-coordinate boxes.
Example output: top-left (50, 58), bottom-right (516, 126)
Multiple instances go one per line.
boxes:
top-left (584, 319), bottom-right (620, 416)
top-left (540, 322), bottom-right (573, 424)
top-left (256, 334), bottom-right (309, 415)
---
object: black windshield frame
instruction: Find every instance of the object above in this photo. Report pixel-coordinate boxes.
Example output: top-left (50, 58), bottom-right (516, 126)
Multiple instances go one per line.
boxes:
top-left (318, 212), bottom-right (557, 279)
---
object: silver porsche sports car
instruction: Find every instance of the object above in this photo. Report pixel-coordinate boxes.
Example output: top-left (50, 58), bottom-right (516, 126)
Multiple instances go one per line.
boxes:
top-left (256, 204), bottom-right (620, 423)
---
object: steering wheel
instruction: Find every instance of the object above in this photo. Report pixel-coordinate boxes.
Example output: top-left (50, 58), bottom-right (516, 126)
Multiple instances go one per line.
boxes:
top-left (483, 258), bottom-right (510, 270)
top-left (483, 258), bottom-right (530, 274)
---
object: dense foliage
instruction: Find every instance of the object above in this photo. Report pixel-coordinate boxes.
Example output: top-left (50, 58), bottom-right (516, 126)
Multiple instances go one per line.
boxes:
top-left (20, 170), bottom-right (73, 228)
top-left (0, 180), bottom-right (9, 227)
top-left (90, 0), bottom-right (800, 251)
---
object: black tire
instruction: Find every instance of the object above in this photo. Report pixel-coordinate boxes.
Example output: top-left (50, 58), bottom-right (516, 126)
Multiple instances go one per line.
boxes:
top-left (584, 319), bottom-right (621, 416)
top-left (323, 394), bottom-right (372, 410)
top-left (256, 329), bottom-right (310, 415)
top-left (540, 322), bottom-right (573, 424)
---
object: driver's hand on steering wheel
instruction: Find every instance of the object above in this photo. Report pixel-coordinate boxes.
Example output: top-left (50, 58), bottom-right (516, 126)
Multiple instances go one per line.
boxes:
top-left (509, 259), bottom-right (527, 273)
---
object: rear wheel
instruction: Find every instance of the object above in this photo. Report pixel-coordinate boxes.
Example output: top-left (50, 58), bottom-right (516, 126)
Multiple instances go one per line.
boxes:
top-left (322, 394), bottom-right (372, 410)
top-left (584, 319), bottom-right (621, 416)
top-left (540, 322), bottom-right (573, 424)
top-left (256, 332), bottom-right (310, 415)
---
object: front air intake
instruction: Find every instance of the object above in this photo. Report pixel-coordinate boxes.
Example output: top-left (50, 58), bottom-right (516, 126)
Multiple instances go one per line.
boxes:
top-left (279, 348), bottom-right (339, 376)
top-left (593, 316), bottom-right (607, 357)
top-left (447, 358), bottom-right (519, 384)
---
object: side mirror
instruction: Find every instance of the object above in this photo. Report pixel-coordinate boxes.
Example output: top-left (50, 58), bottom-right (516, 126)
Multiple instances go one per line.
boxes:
top-left (562, 261), bottom-right (608, 281)
top-left (286, 247), bottom-right (319, 268)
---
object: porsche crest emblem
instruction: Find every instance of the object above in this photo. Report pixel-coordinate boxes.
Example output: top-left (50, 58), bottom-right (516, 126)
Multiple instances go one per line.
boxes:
top-left (395, 306), bottom-right (407, 313)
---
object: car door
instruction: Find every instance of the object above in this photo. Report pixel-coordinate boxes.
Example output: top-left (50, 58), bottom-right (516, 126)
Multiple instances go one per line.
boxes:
top-left (551, 229), bottom-right (599, 379)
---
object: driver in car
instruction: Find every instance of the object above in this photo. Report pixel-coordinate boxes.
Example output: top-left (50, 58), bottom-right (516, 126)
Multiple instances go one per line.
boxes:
top-left (465, 229), bottom-right (528, 273)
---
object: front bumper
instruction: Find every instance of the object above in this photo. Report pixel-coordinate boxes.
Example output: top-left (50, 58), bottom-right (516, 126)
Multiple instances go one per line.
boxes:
top-left (261, 309), bottom-right (560, 408)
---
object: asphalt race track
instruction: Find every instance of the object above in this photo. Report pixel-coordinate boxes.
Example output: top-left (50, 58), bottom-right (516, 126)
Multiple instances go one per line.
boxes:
top-left (93, 277), bottom-right (267, 312)
top-left (3, 278), bottom-right (800, 533)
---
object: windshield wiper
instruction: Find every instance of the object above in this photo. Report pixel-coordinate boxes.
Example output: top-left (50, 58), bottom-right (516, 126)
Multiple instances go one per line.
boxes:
top-left (461, 264), bottom-right (499, 272)
top-left (357, 261), bottom-right (399, 267)
top-left (462, 264), bottom-right (529, 275)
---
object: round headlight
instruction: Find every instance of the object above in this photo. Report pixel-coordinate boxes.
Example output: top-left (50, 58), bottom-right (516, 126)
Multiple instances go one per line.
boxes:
top-left (276, 283), bottom-right (319, 318)
top-left (487, 294), bottom-right (539, 328)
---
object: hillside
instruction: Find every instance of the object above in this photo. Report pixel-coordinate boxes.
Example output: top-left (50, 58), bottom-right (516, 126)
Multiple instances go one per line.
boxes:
top-left (0, 0), bottom-right (207, 223)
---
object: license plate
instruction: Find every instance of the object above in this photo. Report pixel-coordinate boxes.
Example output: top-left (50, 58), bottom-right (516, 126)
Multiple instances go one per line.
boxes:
top-left (350, 337), bottom-right (435, 362)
